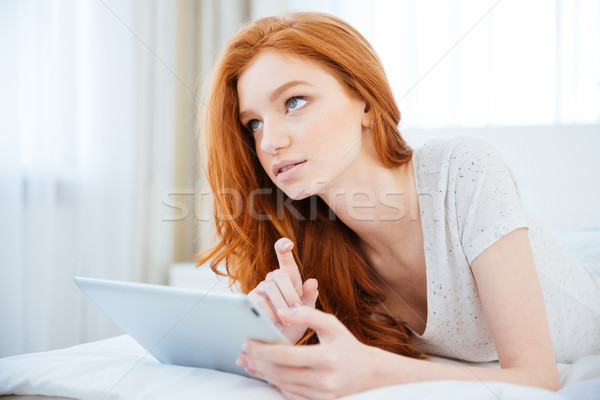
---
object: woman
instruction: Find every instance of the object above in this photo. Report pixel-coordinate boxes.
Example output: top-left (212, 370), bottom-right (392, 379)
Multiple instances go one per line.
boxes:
top-left (196, 11), bottom-right (600, 399)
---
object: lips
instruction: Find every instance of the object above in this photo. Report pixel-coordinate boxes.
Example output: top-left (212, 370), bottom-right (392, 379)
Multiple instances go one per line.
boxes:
top-left (272, 160), bottom-right (306, 182)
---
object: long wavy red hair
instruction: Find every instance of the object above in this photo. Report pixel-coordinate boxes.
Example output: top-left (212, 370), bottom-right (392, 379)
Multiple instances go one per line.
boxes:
top-left (195, 12), bottom-right (424, 359)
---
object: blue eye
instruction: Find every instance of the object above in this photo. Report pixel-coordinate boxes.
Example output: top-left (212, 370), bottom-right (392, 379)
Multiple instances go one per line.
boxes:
top-left (246, 119), bottom-right (263, 133)
top-left (287, 97), bottom-right (308, 111)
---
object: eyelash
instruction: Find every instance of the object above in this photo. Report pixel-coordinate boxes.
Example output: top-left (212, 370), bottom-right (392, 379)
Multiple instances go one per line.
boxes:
top-left (244, 96), bottom-right (309, 133)
top-left (245, 119), bottom-right (262, 133)
top-left (284, 95), bottom-right (308, 111)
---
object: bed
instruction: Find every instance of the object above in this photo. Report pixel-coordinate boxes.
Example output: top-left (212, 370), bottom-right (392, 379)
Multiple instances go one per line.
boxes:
top-left (1, 227), bottom-right (599, 399)
top-left (2, 125), bottom-right (599, 399)
top-left (1, 333), bottom-right (599, 399)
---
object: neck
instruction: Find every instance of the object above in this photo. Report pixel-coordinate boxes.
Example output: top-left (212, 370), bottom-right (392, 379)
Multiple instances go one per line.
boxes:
top-left (318, 153), bottom-right (418, 251)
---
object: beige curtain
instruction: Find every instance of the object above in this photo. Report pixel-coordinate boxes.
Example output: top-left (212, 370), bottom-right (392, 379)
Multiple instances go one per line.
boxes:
top-left (127, 0), bottom-right (251, 284)
top-left (170, 0), bottom-right (250, 266)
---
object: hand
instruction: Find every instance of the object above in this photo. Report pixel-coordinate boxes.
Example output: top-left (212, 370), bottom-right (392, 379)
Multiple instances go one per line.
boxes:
top-left (237, 306), bottom-right (382, 400)
top-left (247, 237), bottom-right (319, 344)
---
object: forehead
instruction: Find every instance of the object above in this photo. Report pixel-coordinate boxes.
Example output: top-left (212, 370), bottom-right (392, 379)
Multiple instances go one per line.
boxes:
top-left (237, 50), bottom-right (343, 104)
top-left (242, 49), bottom-right (323, 74)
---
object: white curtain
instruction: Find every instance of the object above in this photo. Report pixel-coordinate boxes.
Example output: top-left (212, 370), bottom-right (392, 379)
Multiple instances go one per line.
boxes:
top-left (0, 0), bottom-right (249, 358)
top-left (373, 0), bottom-right (600, 128)
top-left (0, 0), bottom-right (179, 357)
top-left (251, 0), bottom-right (600, 128)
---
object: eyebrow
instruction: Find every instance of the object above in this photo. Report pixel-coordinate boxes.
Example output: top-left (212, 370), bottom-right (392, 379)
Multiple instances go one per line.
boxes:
top-left (239, 80), bottom-right (313, 121)
top-left (269, 80), bottom-right (313, 102)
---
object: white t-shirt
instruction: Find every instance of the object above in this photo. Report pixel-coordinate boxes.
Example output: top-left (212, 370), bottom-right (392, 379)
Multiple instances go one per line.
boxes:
top-left (410, 136), bottom-right (600, 363)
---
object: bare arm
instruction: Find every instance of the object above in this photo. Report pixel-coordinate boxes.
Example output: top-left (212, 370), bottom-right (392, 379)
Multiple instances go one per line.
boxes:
top-left (376, 227), bottom-right (561, 390)
top-left (239, 229), bottom-right (561, 399)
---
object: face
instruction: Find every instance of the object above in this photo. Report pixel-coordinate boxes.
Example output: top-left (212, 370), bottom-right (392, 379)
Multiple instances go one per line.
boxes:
top-left (237, 50), bottom-right (373, 200)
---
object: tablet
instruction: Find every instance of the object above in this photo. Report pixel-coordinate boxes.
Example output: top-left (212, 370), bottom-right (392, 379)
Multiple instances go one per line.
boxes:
top-left (74, 276), bottom-right (290, 377)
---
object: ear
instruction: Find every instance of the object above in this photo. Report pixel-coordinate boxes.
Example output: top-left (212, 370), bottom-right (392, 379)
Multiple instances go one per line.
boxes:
top-left (361, 102), bottom-right (374, 129)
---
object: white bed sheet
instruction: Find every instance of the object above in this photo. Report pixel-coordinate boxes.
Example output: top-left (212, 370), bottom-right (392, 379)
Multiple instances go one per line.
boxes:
top-left (2, 228), bottom-right (598, 399)
top-left (1, 334), bottom-right (599, 400)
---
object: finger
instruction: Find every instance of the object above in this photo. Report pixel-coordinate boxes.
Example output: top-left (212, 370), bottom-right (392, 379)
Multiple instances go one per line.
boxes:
top-left (243, 340), bottom-right (323, 367)
top-left (244, 352), bottom-right (341, 399)
top-left (256, 280), bottom-right (291, 318)
top-left (278, 306), bottom-right (344, 343)
top-left (265, 269), bottom-right (303, 308)
top-left (274, 238), bottom-right (303, 295)
top-left (265, 370), bottom-right (326, 400)
top-left (248, 291), bottom-right (283, 329)
top-left (240, 355), bottom-right (322, 397)
top-left (244, 357), bottom-right (317, 387)
top-left (252, 280), bottom-right (300, 328)
top-left (300, 278), bottom-right (318, 308)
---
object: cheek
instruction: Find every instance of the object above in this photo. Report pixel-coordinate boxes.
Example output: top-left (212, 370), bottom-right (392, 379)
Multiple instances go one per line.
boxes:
top-left (299, 118), bottom-right (324, 150)
top-left (302, 108), bottom-right (342, 146)
top-left (319, 107), bottom-right (363, 150)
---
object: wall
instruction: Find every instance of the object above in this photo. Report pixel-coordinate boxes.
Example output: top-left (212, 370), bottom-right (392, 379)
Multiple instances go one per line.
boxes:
top-left (402, 124), bottom-right (600, 230)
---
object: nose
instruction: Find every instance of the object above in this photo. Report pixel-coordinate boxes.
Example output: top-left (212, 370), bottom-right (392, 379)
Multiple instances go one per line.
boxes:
top-left (258, 118), bottom-right (291, 155)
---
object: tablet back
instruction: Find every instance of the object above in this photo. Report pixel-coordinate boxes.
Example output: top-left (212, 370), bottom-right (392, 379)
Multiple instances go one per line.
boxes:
top-left (74, 276), bottom-right (289, 376)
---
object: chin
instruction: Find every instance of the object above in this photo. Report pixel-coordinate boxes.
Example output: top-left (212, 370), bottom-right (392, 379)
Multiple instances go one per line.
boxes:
top-left (283, 187), bottom-right (312, 201)
top-left (275, 180), bottom-right (317, 200)
top-left (272, 170), bottom-right (330, 200)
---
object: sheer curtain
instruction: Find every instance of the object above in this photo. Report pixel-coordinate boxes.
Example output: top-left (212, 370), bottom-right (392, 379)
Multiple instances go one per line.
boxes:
top-left (372, 0), bottom-right (600, 128)
top-left (0, 0), bottom-right (249, 358)
top-left (0, 0), bottom-right (176, 357)
top-left (251, 0), bottom-right (600, 128)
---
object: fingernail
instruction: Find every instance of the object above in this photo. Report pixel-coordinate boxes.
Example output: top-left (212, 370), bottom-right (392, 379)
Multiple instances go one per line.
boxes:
top-left (236, 357), bottom-right (246, 368)
top-left (278, 239), bottom-right (293, 251)
top-left (292, 302), bottom-right (302, 308)
top-left (241, 342), bottom-right (250, 353)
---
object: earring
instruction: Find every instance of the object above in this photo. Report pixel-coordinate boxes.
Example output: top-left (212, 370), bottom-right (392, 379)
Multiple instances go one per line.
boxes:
top-left (370, 120), bottom-right (374, 129)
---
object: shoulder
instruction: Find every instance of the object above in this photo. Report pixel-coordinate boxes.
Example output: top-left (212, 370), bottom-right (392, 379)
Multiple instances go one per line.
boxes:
top-left (413, 135), bottom-right (522, 202)
top-left (415, 135), bottom-right (504, 172)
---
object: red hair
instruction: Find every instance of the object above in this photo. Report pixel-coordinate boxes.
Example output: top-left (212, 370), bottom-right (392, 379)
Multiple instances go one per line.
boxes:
top-left (195, 12), bottom-right (423, 359)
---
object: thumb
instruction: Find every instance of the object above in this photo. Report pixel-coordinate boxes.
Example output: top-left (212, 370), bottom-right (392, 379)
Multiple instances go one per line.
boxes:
top-left (300, 278), bottom-right (319, 308)
top-left (278, 306), bottom-right (342, 343)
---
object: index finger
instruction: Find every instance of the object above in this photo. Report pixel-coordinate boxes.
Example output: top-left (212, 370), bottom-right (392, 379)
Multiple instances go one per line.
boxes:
top-left (274, 237), bottom-right (303, 296)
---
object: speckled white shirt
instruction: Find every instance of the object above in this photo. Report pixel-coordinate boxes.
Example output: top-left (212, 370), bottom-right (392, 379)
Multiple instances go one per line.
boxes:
top-left (410, 136), bottom-right (600, 363)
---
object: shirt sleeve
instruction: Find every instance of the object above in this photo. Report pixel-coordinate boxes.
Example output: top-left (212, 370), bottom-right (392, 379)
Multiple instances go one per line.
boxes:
top-left (449, 137), bottom-right (530, 265)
